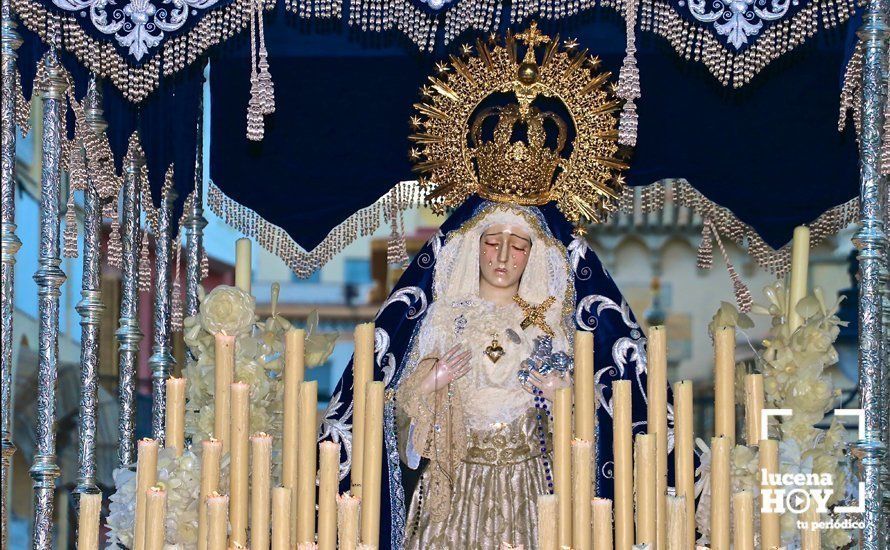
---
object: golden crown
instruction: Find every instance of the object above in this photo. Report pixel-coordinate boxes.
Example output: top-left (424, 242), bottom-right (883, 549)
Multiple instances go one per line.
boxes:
top-left (409, 22), bottom-right (629, 226)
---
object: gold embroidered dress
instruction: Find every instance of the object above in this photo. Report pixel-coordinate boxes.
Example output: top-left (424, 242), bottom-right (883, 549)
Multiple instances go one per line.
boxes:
top-left (398, 298), bottom-right (552, 549)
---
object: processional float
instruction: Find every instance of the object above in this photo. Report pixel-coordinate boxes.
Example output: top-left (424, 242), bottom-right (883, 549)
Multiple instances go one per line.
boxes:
top-left (0, 0), bottom-right (887, 545)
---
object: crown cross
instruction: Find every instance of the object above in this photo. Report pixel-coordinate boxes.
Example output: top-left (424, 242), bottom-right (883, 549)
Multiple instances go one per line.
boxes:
top-left (516, 21), bottom-right (550, 63)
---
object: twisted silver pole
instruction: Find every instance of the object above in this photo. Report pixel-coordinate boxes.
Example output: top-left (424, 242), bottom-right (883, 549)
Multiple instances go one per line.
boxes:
top-left (0, 1), bottom-right (22, 548)
top-left (30, 50), bottom-right (68, 550)
top-left (116, 137), bottom-right (144, 467)
top-left (148, 176), bottom-right (176, 442)
top-left (185, 97), bottom-right (205, 319)
top-left (74, 79), bottom-right (106, 500)
top-left (854, 0), bottom-right (889, 546)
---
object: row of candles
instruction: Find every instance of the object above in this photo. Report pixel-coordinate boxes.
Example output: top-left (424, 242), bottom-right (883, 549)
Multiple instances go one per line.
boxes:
top-left (75, 325), bottom-right (384, 549)
top-left (537, 227), bottom-right (817, 550)
top-left (536, 326), bottom-right (778, 550)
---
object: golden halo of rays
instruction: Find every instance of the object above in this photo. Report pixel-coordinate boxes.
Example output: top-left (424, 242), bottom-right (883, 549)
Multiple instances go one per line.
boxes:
top-left (409, 23), bottom-right (629, 226)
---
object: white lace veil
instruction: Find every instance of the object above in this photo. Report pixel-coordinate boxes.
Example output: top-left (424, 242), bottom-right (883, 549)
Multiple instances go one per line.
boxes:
top-left (431, 204), bottom-right (573, 350)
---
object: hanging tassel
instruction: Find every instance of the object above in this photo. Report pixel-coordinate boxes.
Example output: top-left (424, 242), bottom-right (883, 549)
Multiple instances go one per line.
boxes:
top-left (711, 219), bottom-right (754, 313)
top-left (171, 240), bottom-right (184, 332)
top-left (63, 192), bottom-right (79, 258)
top-left (107, 204), bottom-right (123, 270)
top-left (696, 219), bottom-right (713, 269)
top-left (246, 0), bottom-right (265, 141)
top-left (616, 0), bottom-right (640, 147)
top-left (256, 0), bottom-right (275, 115)
top-left (139, 230), bottom-right (152, 292)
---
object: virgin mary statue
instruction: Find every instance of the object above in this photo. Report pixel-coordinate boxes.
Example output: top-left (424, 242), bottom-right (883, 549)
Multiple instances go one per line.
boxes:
top-left (320, 24), bottom-right (655, 549)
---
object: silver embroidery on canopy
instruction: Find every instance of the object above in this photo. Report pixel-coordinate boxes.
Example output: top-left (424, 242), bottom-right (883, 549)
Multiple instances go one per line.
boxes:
top-left (685, 0), bottom-right (791, 49)
top-left (51, 0), bottom-right (220, 60)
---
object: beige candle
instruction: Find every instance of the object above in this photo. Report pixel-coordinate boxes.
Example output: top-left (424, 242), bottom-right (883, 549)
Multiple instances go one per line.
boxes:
top-left (351, 322), bottom-right (375, 499)
top-left (733, 491), bottom-right (754, 550)
top-left (318, 441), bottom-right (341, 550)
top-left (709, 436), bottom-right (731, 550)
top-left (165, 377), bottom-right (186, 455)
top-left (714, 326), bottom-right (736, 444)
top-left (612, 380), bottom-right (633, 550)
top-left (360, 381), bottom-right (384, 547)
top-left (537, 494), bottom-right (558, 550)
top-left (634, 433), bottom-right (656, 546)
top-left (230, 382), bottom-right (251, 546)
top-left (283, 327), bottom-right (305, 545)
top-left (554, 386), bottom-right (573, 548)
top-left (296, 380), bottom-right (319, 543)
top-left (282, 328), bottom-right (305, 489)
top-left (337, 494), bottom-right (361, 550)
top-left (787, 225), bottom-right (810, 332)
top-left (574, 331), bottom-right (595, 442)
top-left (759, 439), bottom-right (781, 550)
top-left (572, 439), bottom-right (592, 550)
top-left (272, 487), bottom-right (292, 550)
top-left (144, 486), bottom-right (167, 550)
top-left (665, 495), bottom-right (687, 550)
top-left (744, 374), bottom-right (764, 446)
top-left (235, 237), bottom-right (252, 294)
top-left (646, 325), bottom-right (667, 550)
top-left (665, 495), bottom-right (689, 550)
top-left (77, 492), bottom-right (102, 550)
top-left (213, 333), bottom-right (235, 453)
top-left (198, 438), bottom-right (222, 550)
top-left (134, 438), bottom-right (159, 550)
top-left (800, 504), bottom-right (821, 550)
top-left (591, 498), bottom-right (613, 550)
top-left (206, 493), bottom-right (229, 550)
top-left (251, 433), bottom-right (273, 550)
top-left (672, 381), bottom-right (695, 550)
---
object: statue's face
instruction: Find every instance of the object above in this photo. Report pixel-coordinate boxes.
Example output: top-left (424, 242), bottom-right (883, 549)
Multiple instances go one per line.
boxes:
top-left (479, 224), bottom-right (532, 290)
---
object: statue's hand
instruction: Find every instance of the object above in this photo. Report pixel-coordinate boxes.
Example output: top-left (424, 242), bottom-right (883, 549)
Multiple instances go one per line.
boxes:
top-left (526, 370), bottom-right (571, 402)
top-left (418, 344), bottom-right (472, 395)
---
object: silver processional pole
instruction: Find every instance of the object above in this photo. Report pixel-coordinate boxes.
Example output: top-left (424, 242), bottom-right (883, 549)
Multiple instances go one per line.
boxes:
top-left (854, 0), bottom-right (889, 545)
top-left (74, 78), bottom-right (106, 500)
top-left (116, 136), bottom-right (145, 467)
top-left (30, 48), bottom-right (68, 550)
top-left (149, 170), bottom-right (177, 442)
top-left (185, 94), bottom-right (206, 319)
top-left (0, 0), bottom-right (22, 547)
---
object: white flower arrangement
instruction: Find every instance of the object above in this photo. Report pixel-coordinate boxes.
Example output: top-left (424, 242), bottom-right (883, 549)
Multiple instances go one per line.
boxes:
top-left (105, 284), bottom-right (337, 549)
top-left (696, 282), bottom-right (854, 549)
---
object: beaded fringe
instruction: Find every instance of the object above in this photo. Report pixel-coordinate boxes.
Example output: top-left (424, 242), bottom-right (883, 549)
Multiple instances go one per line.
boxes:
top-left (207, 180), bottom-right (423, 278)
top-left (622, 179), bottom-right (859, 277)
top-left (13, 0), bottom-right (854, 107)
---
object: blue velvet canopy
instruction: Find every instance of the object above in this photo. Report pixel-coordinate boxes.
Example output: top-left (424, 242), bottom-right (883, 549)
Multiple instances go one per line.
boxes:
top-left (12, 0), bottom-right (860, 262)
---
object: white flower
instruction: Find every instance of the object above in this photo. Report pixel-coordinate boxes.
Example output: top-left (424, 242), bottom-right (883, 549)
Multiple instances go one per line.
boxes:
top-left (199, 285), bottom-right (256, 336)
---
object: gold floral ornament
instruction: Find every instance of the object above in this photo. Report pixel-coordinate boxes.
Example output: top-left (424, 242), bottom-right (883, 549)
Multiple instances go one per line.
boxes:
top-left (410, 21), bottom-right (630, 227)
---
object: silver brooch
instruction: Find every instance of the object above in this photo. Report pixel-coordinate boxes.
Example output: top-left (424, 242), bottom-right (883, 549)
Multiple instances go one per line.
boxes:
top-left (454, 314), bottom-right (467, 335)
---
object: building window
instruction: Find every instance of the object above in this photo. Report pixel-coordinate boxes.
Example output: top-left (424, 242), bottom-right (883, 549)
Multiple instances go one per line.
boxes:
top-left (345, 258), bottom-right (371, 285)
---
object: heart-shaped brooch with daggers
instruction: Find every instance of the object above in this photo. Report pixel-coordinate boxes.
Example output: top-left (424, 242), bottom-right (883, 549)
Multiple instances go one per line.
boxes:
top-left (484, 337), bottom-right (505, 363)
